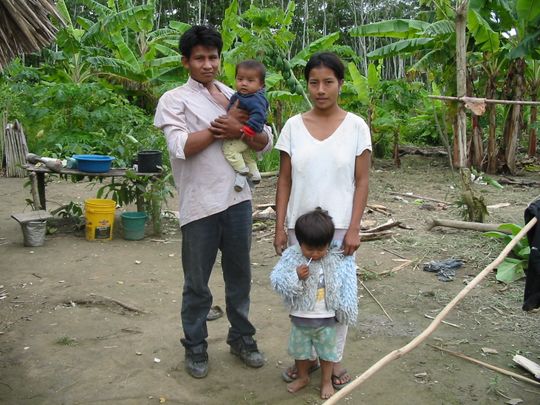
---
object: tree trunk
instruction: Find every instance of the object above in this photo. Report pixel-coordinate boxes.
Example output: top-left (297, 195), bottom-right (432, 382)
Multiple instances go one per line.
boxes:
top-left (471, 115), bottom-right (484, 170)
top-left (528, 95), bottom-right (538, 157)
top-left (486, 77), bottom-right (498, 173)
top-left (455, 1), bottom-right (468, 168)
top-left (452, 115), bottom-right (460, 167)
top-left (502, 58), bottom-right (525, 174)
top-left (393, 129), bottom-right (401, 168)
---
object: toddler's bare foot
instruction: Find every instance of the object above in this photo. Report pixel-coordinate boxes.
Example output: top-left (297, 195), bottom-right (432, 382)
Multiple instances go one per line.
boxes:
top-left (320, 380), bottom-right (335, 399)
top-left (287, 377), bottom-right (310, 393)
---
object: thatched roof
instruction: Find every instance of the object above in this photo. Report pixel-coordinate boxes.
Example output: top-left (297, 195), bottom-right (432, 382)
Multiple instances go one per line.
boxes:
top-left (0, 0), bottom-right (64, 70)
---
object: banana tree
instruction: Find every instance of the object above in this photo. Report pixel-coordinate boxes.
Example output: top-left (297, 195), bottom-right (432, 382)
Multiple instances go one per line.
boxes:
top-left (220, 0), bottom-right (359, 134)
top-left (54, 0), bottom-right (189, 111)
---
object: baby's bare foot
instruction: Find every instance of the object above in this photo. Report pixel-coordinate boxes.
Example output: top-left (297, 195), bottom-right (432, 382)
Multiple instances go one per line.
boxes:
top-left (287, 377), bottom-right (310, 393)
top-left (320, 381), bottom-right (335, 399)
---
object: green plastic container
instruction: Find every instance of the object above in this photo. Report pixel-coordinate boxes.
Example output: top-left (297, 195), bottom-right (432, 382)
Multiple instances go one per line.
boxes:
top-left (121, 212), bottom-right (147, 240)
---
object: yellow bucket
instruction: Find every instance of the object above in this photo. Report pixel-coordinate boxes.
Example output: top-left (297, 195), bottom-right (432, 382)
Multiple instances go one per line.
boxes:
top-left (85, 199), bottom-right (116, 241)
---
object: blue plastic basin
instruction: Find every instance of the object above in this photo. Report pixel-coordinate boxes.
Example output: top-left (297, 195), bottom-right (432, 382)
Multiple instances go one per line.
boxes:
top-left (73, 155), bottom-right (115, 173)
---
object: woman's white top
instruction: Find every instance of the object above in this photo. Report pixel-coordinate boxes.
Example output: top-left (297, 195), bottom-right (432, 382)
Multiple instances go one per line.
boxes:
top-left (275, 112), bottom-right (372, 229)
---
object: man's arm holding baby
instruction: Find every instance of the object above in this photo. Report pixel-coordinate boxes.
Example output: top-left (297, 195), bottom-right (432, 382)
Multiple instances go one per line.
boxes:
top-left (210, 101), bottom-right (271, 152)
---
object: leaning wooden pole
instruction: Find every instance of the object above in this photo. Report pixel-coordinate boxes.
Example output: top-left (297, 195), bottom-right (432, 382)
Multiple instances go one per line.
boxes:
top-left (324, 216), bottom-right (537, 404)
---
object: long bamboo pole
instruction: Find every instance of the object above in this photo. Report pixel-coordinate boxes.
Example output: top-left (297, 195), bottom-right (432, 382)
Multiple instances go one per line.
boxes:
top-left (428, 95), bottom-right (540, 106)
top-left (324, 216), bottom-right (538, 404)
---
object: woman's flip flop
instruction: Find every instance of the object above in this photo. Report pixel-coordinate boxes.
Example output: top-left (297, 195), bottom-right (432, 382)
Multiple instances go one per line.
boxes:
top-left (332, 369), bottom-right (351, 390)
top-left (281, 361), bottom-right (321, 383)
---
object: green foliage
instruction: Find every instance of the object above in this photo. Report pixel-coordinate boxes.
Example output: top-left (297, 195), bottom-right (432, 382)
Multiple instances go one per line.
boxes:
top-left (483, 223), bottom-right (530, 284)
top-left (97, 170), bottom-right (175, 235)
top-left (0, 66), bottom-right (163, 167)
top-left (55, 336), bottom-right (78, 346)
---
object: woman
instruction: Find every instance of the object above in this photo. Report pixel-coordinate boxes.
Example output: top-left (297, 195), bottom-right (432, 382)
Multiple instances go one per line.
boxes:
top-left (273, 52), bottom-right (371, 389)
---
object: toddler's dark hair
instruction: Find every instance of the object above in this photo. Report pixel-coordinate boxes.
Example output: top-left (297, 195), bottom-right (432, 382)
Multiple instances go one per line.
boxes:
top-left (179, 25), bottom-right (223, 58)
top-left (236, 60), bottom-right (266, 84)
top-left (295, 207), bottom-right (335, 248)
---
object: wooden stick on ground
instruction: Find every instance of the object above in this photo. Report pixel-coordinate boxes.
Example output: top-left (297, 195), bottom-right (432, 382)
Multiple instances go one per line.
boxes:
top-left (376, 259), bottom-right (413, 277)
top-left (428, 344), bottom-right (540, 387)
top-left (427, 218), bottom-right (512, 233)
top-left (324, 217), bottom-right (537, 404)
top-left (359, 279), bottom-right (393, 322)
top-left (423, 314), bottom-right (460, 328)
top-left (389, 191), bottom-right (449, 205)
top-left (381, 248), bottom-right (408, 259)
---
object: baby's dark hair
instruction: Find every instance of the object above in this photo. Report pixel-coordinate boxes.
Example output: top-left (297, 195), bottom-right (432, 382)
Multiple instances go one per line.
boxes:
top-left (295, 208), bottom-right (335, 248)
top-left (236, 60), bottom-right (266, 84)
top-left (179, 25), bottom-right (223, 59)
top-left (304, 52), bottom-right (345, 82)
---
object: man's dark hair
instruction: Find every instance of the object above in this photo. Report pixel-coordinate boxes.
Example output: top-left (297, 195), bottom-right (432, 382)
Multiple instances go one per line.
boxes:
top-left (236, 60), bottom-right (266, 84)
top-left (295, 207), bottom-right (335, 248)
top-left (304, 52), bottom-right (345, 81)
top-left (179, 25), bottom-right (223, 58)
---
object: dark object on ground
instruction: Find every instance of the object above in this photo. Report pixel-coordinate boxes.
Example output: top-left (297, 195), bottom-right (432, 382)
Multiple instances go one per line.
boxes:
top-left (206, 305), bottom-right (224, 321)
top-left (523, 200), bottom-right (540, 311)
top-left (423, 258), bottom-right (465, 282)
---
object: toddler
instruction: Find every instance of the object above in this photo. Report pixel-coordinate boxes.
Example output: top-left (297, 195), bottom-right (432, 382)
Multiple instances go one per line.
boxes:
top-left (270, 208), bottom-right (358, 399)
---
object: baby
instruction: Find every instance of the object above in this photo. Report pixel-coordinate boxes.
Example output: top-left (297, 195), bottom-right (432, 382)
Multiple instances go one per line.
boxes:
top-left (224, 60), bottom-right (269, 191)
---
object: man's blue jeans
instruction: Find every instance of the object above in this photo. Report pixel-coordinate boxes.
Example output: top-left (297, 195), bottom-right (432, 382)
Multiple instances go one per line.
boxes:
top-left (180, 201), bottom-right (256, 352)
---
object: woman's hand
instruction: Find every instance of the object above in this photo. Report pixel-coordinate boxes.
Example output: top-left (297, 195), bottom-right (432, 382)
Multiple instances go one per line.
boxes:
top-left (274, 227), bottom-right (288, 256)
top-left (296, 264), bottom-right (310, 280)
top-left (342, 228), bottom-right (361, 256)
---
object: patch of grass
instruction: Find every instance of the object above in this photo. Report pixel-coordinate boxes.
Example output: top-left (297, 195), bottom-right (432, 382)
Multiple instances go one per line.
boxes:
top-left (359, 269), bottom-right (380, 281)
top-left (55, 336), bottom-right (78, 346)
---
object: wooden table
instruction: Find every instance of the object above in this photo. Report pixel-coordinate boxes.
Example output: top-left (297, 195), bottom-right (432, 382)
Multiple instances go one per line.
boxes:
top-left (24, 164), bottom-right (160, 211)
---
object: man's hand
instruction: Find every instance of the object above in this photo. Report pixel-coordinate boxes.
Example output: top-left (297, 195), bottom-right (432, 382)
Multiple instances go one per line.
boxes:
top-left (228, 100), bottom-right (249, 123)
top-left (209, 100), bottom-right (248, 140)
top-left (296, 264), bottom-right (310, 280)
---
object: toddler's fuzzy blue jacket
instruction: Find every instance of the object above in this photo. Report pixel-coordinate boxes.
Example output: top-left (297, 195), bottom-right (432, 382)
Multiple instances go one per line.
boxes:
top-left (270, 243), bottom-right (358, 325)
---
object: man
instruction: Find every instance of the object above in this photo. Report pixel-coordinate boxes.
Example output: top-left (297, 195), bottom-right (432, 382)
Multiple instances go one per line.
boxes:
top-left (154, 25), bottom-right (271, 378)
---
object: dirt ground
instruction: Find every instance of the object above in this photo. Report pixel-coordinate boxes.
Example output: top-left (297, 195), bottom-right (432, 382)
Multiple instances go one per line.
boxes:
top-left (1, 156), bottom-right (539, 405)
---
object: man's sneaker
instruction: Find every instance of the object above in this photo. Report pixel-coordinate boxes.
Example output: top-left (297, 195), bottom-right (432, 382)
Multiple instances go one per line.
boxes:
top-left (185, 349), bottom-right (208, 378)
top-left (229, 336), bottom-right (264, 368)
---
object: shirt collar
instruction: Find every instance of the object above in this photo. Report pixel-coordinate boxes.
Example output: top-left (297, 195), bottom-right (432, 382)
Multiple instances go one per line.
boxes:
top-left (187, 76), bottom-right (229, 91)
top-left (186, 76), bottom-right (234, 100)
